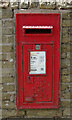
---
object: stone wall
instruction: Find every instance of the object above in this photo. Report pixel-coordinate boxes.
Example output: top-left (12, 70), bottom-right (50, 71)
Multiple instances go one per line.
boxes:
top-left (0, 3), bottom-right (72, 120)
top-left (0, 1), bottom-right (72, 9)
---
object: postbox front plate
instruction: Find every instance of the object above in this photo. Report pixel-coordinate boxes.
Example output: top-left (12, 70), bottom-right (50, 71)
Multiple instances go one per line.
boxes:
top-left (16, 13), bottom-right (60, 109)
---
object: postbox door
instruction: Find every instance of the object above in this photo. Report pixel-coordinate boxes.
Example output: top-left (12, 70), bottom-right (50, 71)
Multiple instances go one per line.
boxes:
top-left (22, 44), bottom-right (53, 103)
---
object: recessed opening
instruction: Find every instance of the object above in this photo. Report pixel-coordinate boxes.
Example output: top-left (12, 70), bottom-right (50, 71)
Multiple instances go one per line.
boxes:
top-left (25, 29), bottom-right (51, 34)
top-left (35, 44), bottom-right (40, 50)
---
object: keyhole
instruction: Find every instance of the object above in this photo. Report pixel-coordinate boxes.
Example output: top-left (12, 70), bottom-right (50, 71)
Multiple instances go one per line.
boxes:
top-left (28, 76), bottom-right (30, 80)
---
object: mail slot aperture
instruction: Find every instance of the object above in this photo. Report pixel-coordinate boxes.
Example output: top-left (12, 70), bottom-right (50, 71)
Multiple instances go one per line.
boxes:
top-left (23, 26), bottom-right (53, 35)
top-left (25, 29), bottom-right (51, 34)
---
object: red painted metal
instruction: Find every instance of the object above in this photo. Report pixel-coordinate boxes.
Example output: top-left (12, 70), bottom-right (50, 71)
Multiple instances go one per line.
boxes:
top-left (16, 13), bottom-right (60, 109)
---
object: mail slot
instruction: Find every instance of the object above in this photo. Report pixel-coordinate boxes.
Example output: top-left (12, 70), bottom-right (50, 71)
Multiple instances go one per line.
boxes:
top-left (22, 26), bottom-right (53, 35)
top-left (16, 13), bottom-right (60, 109)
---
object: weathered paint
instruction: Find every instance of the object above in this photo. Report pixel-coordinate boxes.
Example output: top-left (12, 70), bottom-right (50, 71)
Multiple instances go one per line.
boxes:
top-left (16, 13), bottom-right (60, 109)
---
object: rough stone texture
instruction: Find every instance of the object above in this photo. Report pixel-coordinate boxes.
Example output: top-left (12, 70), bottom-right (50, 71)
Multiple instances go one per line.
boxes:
top-left (62, 12), bottom-right (72, 20)
top-left (61, 91), bottom-right (70, 99)
top-left (2, 45), bottom-right (14, 52)
top-left (2, 110), bottom-right (17, 118)
top-left (61, 83), bottom-right (70, 91)
top-left (63, 108), bottom-right (70, 117)
top-left (1, 53), bottom-right (14, 61)
top-left (2, 8), bottom-right (13, 18)
top-left (2, 68), bottom-right (15, 76)
top-left (2, 92), bottom-right (15, 101)
top-left (2, 61), bottom-right (14, 68)
top-left (2, 27), bottom-right (14, 35)
top-left (3, 20), bottom-right (13, 27)
top-left (11, 2), bottom-right (19, 9)
top-left (0, 6), bottom-right (71, 120)
top-left (61, 58), bottom-right (70, 68)
top-left (61, 101), bottom-right (70, 108)
top-left (0, 1), bottom-right (72, 9)
top-left (20, 2), bottom-right (28, 9)
top-left (0, 2), bottom-right (9, 9)
top-left (2, 101), bottom-right (16, 109)
top-left (0, 8), bottom-right (2, 120)
top-left (2, 109), bottom-right (26, 118)
top-left (2, 77), bottom-right (14, 84)
top-left (0, 8), bottom-right (2, 19)
top-left (26, 109), bottom-right (62, 118)
top-left (40, 2), bottom-right (56, 9)
top-left (62, 20), bottom-right (71, 26)
top-left (61, 75), bottom-right (70, 83)
top-left (2, 85), bottom-right (15, 92)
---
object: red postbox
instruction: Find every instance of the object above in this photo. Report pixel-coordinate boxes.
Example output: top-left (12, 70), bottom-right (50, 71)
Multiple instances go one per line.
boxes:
top-left (16, 13), bottom-right (60, 109)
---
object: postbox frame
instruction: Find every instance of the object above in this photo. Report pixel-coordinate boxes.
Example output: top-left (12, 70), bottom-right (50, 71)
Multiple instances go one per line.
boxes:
top-left (16, 13), bottom-right (60, 110)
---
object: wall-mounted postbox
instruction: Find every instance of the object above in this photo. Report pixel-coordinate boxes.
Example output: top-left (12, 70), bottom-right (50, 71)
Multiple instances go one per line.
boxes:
top-left (16, 13), bottom-right (60, 109)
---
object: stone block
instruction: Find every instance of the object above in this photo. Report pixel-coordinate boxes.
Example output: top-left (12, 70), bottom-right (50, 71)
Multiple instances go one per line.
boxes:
top-left (61, 58), bottom-right (70, 68)
top-left (0, 54), bottom-right (2, 61)
top-left (20, 2), bottom-right (28, 9)
top-left (62, 27), bottom-right (70, 36)
top-left (3, 20), bottom-right (13, 27)
top-left (2, 109), bottom-right (16, 118)
top-left (61, 75), bottom-right (70, 83)
top-left (2, 109), bottom-right (25, 118)
top-left (62, 37), bottom-right (70, 43)
top-left (61, 84), bottom-right (70, 91)
top-left (16, 110), bottom-right (25, 117)
top-left (0, 23), bottom-right (1, 32)
top-left (61, 44), bottom-right (70, 53)
top-left (30, 2), bottom-right (39, 8)
top-left (0, 84), bottom-right (2, 93)
top-left (2, 101), bottom-right (16, 109)
top-left (2, 92), bottom-right (11, 101)
top-left (0, 61), bottom-right (2, 68)
top-left (63, 108), bottom-right (70, 117)
top-left (2, 61), bottom-right (14, 68)
top-left (0, 20), bottom-right (2, 26)
top-left (0, 8), bottom-right (2, 19)
top-left (2, 35), bottom-right (8, 44)
top-left (2, 27), bottom-right (14, 35)
top-left (0, 91), bottom-right (2, 100)
top-left (0, 77), bottom-right (2, 84)
top-left (61, 91), bottom-right (70, 99)
top-left (1, 52), bottom-right (14, 61)
top-left (61, 52), bottom-right (67, 59)
top-left (40, 2), bottom-right (56, 9)
top-left (2, 84), bottom-right (15, 92)
top-left (11, 2), bottom-right (19, 9)
top-left (2, 92), bottom-right (15, 101)
top-left (0, 53), bottom-right (7, 61)
top-left (2, 8), bottom-right (13, 19)
top-left (61, 68), bottom-right (70, 75)
top-left (7, 35), bottom-right (14, 43)
top-left (2, 76), bottom-right (14, 84)
top-left (67, 52), bottom-right (70, 59)
top-left (2, 45), bottom-right (14, 52)
top-left (70, 27), bottom-right (72, 35)
top-left (26, 109), bottom-right (62, 118)
top-left (0, 109), bottom-right (2, 118)
top-left (61, 44), bottom-right (67, 53)
top-left (0, 45), bottom-right (2, 53)
top-left (0, 2), bottom-right (9, 9)
top-left (62, 20), bottom-right (71, 27)
top-left (62, 12), bottom-right (71, 20)
top-left (2, 68), bottom-right (15, 77)
top-left (67, 44), bottom-right (70, 52)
